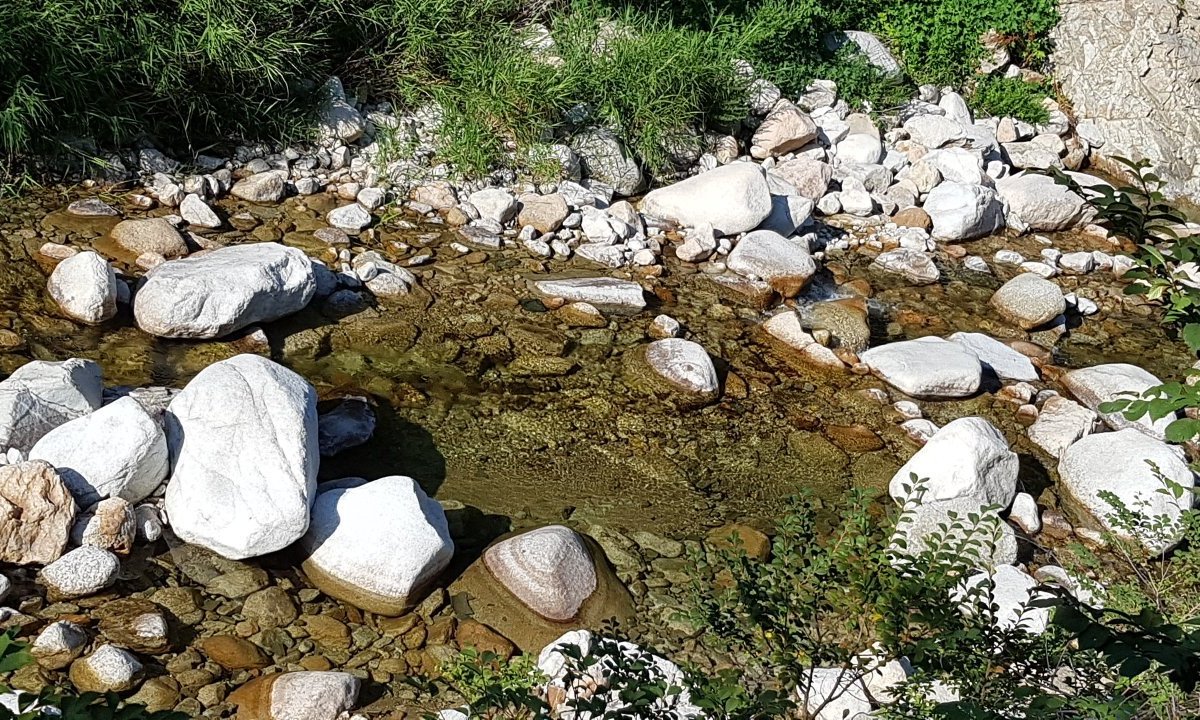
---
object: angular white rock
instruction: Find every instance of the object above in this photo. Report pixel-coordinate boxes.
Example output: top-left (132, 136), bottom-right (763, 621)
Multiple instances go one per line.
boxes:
top-left (860, 337), bottom-right (982, 399)
top-left (948, 332), bottom-right (1038, 382)
top-left (269, 672), bottom-right (360, 720)
top-left (1061, 364), bottom-right (1173, 440)
top-left (1059, 429), bottom-right (1194, 554)
top-left (72, 644), bottom-right (142, 692)
top-left (997, 173), bottom-right (1086, 233)
top-left (1009, 492), bottom-right (1041, 534)
top-left (726, 230), bottom-right (817, 296)
top-left (302, 476), bottom-right (453, 614)
top-left (485, 526), bottom-right (597, 621)
top-left (533, 277), bottom-right (646, 314)
top-left (923, 182), bottom-right (1005, 241)
top-left (164, 355), bottom-right (318, 560)
top-left (1027, 396), bottom-right (1097, 458)
top-left (30, 396), bottom-right (168, 506)
top-left (327, 204), bottom-right (372, 233)
top-left (47, 251), bottom-right (117, 325)
top-left (0, 359), bottom-right (103, 454)
top-left (643, 339), bottom-right (719, 397)
top-left (639, 163), bottom-right (772, 236)
top-left (890, 417), bottom-right (1019, 508)
top-left (872, 248), bottom-right (939, 284)
top-left (180, 194), bottom-right (221, 228)
top-left (134, 243), bottom-right (315, 339)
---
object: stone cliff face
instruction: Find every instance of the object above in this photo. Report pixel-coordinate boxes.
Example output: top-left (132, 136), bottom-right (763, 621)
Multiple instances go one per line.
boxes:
top-left (1053, 0), bottom-right (1200, 202)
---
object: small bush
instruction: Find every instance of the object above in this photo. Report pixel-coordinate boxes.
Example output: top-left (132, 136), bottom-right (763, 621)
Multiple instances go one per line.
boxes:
top-left (969, 76), bottom-right (1051, 124)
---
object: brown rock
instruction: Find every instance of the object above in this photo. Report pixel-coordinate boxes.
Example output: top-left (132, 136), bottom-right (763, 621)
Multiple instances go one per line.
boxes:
top-left (110, 218), bottom-right (188, 258)
top-left (455, 619), bottom-right (516, 659)
top-left (557, 302), bottom-right (608, 328)
top-left (71, 497), bottom-right (136, 555)
top-left (299, 655), bottom-right (332, 671)
top-left (242, 586), bottom-right (297, 629)
top-left (517, 194), bottom-right (569, 234)
top-left (197, 636), bottom-right (270, 670)
top-left (127, 676), bottom-right (181, 713)
top-left (0, 461), bottom-right (76, 565)
top-left (751, 101), bottom-right (818, 158)
top-left (302, 615), bottom-right (351, 652)
top-left (706, 524), bottom-right (771, 561)
top-left (893, 207), bottom-right (932, 231)
top-left (94, 598), bottom-right (171, 654)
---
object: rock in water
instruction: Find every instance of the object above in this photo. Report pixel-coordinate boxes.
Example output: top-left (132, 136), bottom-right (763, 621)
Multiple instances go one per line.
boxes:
top-left (859, 337), bottom-right (982, 399)
top-left (485, 526), bottom-right (597, 621)
top-left (990, 273), bottom-right (1065, 329)
top-left (0, 461), bottom-right (76, 565)
top-left (1060, 429), bottom-right (1194, 554)
top-left (871, 248), bottom-right (939, 284)
top-left (923, 182), bottom-right (1005, 240)
top-left (164, 355), bottom-right (318, 559)
top-left (0, 358), bottom-right (103, 454)
top-left (626, 339), bottom-right (720, 408)
top-left (948, 332), bottom-right (1039, 382)
top-left (69, 645), bottom-right (143, 693)
top-left (639, 163), bottom-right (772, 236)
top-left (889, 417), bottom-right (1019, 507)
top-left (229, 671), bottom-right (360, 720)
top-left (892, 496), bottom-right (1018, 567)
top-left (47, 251), bottom-right (117, 325)
top-left (109, 218), bottom-right (188, 258)
top-left (450, 527), bottom-right (635, 653)
top-left (30, 396), bottom-right (168, 505)
top-left (40, 545), bottom-right (119, 599)
top-left (134, 242), bottom-right (315, 339)
top-left (1062, 364), bottom-right (1173, 440)
top-left (997, 173), bottom-right (1086, 232)
top-left (231, 172), bottom-right (287, 204)
top-left (317, 397), bottom-right (375, 457)
top-left (533, 277), bottom-right (645, 314)
top-left (301, 476), bottom-right (453, 615)
top-left (726, 229), bottom-right (817, 296)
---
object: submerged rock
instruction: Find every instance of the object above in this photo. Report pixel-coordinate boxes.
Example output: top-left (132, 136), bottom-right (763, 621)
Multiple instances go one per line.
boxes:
top-left (164, 355), bottom-right (318, 560)
top-left (301, 476), bottom-right (453, 615)
top-left (134, 242), bottom-right (315, 339)
top-left (533, 277), bottom-right (645, 314)
top-left (625, 339), bottom-right (720, 408)
top-left (110, 218), bottom-right (187, 258)
top-left (317, 397), bottom-right (375, 457)
top-left (990, 273), bottom-right (1065, 329)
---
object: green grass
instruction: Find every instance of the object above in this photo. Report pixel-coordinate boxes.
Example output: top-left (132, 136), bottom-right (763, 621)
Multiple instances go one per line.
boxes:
top-left (969, 75), bottom-right (1052, 124)
top-left (0, 0), bottom-right (1063, 182)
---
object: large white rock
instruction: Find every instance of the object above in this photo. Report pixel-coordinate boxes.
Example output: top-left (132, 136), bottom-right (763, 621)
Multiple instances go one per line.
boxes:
top-left (726, 229), bottom-right (817, 296)
top-left (468, 188), bottom-right (518, 225)
top-left (948, 332), bottom-right (1039, 382)
top-left (1062, 364), bottom-right (1173, 440)
top-left (872, 248), bottom-right (939, 285)
top-left (890, 417), bottom-right (1019, 508)
top-left (751, 101), bottom-right (818, 158)
top-left (0, 359), bottom-right (103, 454)
top-left (1027, 396), bottom-right (1098, 458)
top-left (164, 355), bottom-right (318, 559)
top-left (956, 565), bottom-right (1050, 634)
top-left (69, 644), bottom-right (142, 693)
top-left (893, 496), bottom-right (1018, 567)
top-left (923, 182), bottom-right (1005, 240)
top-left (1059, 429), bottom-right (1194, 554)
top-left (267, 672), bottom-right (360, 720)
top-left (859, 337), bottom-right (982, 399)
top-left (134, 243), bottom-right (315, 339)
top-left (30, 397), bottom-right (168, 506)
top-left (996, 173), bottom-right (1087, 233)
top-left (639, 163), bottom-right (772, 236)
top-left (485, 526), bottom-right (597, 622)
top-left (302, 477), bottom-right (453, 615)
top-left (836, 133), bottom-right (883, 164)
top-left (533, 277), bottom-right (645, 314)
top-left (571, 128), bottom-right (644, 196)
top-left (538, 630), bottom-right (702, 720)
top-left (904, 114), bottom-right (966, 149)
top-left (796, 667), bottom-right (872, 720)
top-left (47, 251), bottom-right (117, 325)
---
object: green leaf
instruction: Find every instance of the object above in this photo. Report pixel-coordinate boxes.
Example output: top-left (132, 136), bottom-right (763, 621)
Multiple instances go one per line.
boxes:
top-left (1164, 418), bottom-right (1200, 443)
top-left (1182, 323), bottom-right (1200, 353)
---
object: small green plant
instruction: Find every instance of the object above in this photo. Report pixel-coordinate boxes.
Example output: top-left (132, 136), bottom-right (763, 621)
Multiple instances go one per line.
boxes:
top-left (969, 75), bottom-right (1050, 124)
top-left (1101, 376), bottom-right (1200, 443)
top-left (1052, 157), bottom-right (1197, 352)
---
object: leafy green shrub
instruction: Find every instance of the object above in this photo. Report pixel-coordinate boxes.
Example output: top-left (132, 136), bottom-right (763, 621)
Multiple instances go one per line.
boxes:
top-left (1052, 158), bottom-right (1197, 351)
top-left (969, 76), bottom-right (1050, 124)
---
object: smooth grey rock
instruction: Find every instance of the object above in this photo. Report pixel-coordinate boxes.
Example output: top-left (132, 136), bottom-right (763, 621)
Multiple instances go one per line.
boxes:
top-left (640, 163), bottom-right (772, 236)
top-left (47, 251), bottom-right (117, 325)
top-left (990, 273), bottom-right (1065, 329)
top-left (533, 277), bottom-right (645, 314)
top-left (948, 332), bottom-right (1039, 382)
top-left (860, 337), bottom-right (982, 399)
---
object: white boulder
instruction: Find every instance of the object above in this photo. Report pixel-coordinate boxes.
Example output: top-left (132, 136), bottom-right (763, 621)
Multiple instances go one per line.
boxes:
top-left (726, 230), bottom-right (817, 297)
top-left (302, 476), bottom-right (453, 615)
top-left (29, 396), bottom-right (168, 506)
top-left (956, 565), bottom-right (1050, 634)
top-left (639, 163), bottom-right (772, 236)
top-left (1061, 364), bottom-right (1173, 440)
top-left (1059, 429), bottom-right (1194, 554)
top-left (923, 182), bottom-right (1005, 241)
top-left (890, 417), bottom-right (1019, 508)
top-left (134, 243), bottom-right (315, 339)
top-left (893, 496), bottom-right (1018, 567)
top-left (485, 526), bottom-right (597, 622)
top-left (997, 173), bottom-right (1086, 233)
top-left (948, 332), bottom-right (1039, 382)
top-left (40, 545), bottom-right (119, 598)
top-left (642, 339), bottom-right (719, 400)
top-left (859, 337), bottom-right (982, 399)
top-left (47, 252), bottom-right (117, 325)
top-left (990, 273), bottom-right (1065, 329)
top-left (0, 359), bottom-right (103, 454)
top-left (164, 355), bottom-right (318, 559)
top-left (1027, 396), bottom-right (1097, 458)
